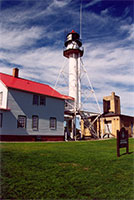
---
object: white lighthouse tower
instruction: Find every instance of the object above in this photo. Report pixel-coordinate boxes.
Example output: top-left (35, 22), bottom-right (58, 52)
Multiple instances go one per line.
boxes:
top-left (63, 30), bottom-right (83, 111)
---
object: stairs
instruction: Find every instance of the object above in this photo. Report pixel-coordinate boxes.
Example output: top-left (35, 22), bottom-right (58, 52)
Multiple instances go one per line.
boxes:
top-left (78, 111), bottom-right (99, 139)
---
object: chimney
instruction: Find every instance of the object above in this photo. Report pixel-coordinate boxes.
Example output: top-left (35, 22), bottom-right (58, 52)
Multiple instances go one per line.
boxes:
top-left (111, 92), bottom-right (115, 97)
top-left (13, 68), bottom-right (19, 78)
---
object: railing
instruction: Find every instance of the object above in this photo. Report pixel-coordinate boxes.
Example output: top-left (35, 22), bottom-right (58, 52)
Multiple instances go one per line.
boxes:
top-left (63, 46), bottom-right (84, 52)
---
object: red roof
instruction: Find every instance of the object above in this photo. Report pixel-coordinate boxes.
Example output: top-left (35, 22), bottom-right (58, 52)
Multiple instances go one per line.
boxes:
top-left (0, 72), bottom-right (74, 100)
top-left (71, 30), bottom-right (76, 33)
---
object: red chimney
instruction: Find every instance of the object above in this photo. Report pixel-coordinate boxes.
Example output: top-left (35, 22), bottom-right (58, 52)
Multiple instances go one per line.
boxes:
top-left (13, 68), bottom-right (19, 78)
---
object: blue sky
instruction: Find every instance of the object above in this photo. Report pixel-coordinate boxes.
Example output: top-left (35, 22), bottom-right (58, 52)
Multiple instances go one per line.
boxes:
top-left (0, 0), bottom-right (134, 115)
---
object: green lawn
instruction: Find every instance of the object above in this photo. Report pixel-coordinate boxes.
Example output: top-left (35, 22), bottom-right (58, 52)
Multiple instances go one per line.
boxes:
top-left (0, 139), bottom-right (134, 200)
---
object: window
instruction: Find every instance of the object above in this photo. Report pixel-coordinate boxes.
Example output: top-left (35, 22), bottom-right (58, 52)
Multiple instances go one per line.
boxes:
top-left (107, 101), bottom-right (110, 112)
top-left (40, 95), bottom-right (46, 105)
top-left (50, 117), bottom-right (57, 130)
top-left (0, 113), bottom-right (3, 128)
top-left (32, 115), bottom-right (39, 131)
top-left (0, 92), bottom-right (3, 106)
top-left (33, 94), bottom-right (46, 106)
top-left (33, 95), bottom-right (39, 105)
top-left (17, 115), bottom-right (26, 128)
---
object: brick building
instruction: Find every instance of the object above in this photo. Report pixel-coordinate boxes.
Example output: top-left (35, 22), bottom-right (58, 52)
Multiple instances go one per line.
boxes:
top-left (98, 92), bottom-right (134, 138)
top-left (81, 92), bottom-right (134, 138)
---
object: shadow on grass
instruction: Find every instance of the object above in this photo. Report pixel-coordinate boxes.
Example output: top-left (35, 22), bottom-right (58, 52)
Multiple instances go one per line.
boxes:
top-left (120, 151), bottom-right (134, 157)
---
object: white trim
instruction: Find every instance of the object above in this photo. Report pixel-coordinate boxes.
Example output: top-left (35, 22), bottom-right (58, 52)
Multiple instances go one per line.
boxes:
top-left (0, 80), bottom-right (8, 109)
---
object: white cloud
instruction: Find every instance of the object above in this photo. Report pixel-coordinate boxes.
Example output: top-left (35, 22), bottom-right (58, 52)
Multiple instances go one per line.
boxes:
top-left (101, 8), bottom-right (109, 16)
top-left (84, 0), bottom-right (101, 8)
top-left (82, 39), bottom-right (134, 115)
top-left (51, 0), bottom-right (69, 8)
top-left (0, 45), bottom-right (66, 87)
top-left (0, 0), bottom-right (70, 29)
top-left (0, 26), bottom-right (43, 49)
top-left (120, 24), bottom-right (134, 40)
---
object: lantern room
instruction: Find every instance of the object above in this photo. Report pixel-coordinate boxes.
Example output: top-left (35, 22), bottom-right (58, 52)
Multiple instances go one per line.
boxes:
top-left (63, 30), bottom-right (83, 58)
top-left (64, 30), bottom-right (82, 47)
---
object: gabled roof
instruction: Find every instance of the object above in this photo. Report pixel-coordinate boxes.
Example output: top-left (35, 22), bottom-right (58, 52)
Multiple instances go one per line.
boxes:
top-left (0, 72), bottom-right (74, 100)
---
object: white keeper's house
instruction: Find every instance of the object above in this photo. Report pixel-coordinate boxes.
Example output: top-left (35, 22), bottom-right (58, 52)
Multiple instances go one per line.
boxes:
top-left (0, 68), bottom-right (73, 141)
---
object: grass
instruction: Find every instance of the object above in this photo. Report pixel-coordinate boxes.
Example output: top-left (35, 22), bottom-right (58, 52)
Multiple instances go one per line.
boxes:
top-left (0, 138), bottom-right (134, 200)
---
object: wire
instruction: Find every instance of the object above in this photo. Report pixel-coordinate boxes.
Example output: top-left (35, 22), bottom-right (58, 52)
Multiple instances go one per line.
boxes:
top-left (53, 58), bottom-right (67, 91)
top-left (80, 58), bottom-right (102, 114)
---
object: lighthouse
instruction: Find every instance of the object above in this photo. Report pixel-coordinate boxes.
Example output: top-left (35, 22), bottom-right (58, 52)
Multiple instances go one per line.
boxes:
top-left (63, 30), bottom-right (84, 111)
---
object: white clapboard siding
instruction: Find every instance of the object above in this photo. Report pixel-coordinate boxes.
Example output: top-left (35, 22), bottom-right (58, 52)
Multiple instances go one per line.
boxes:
top-left (1, 88), bottom-right (64, 136)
